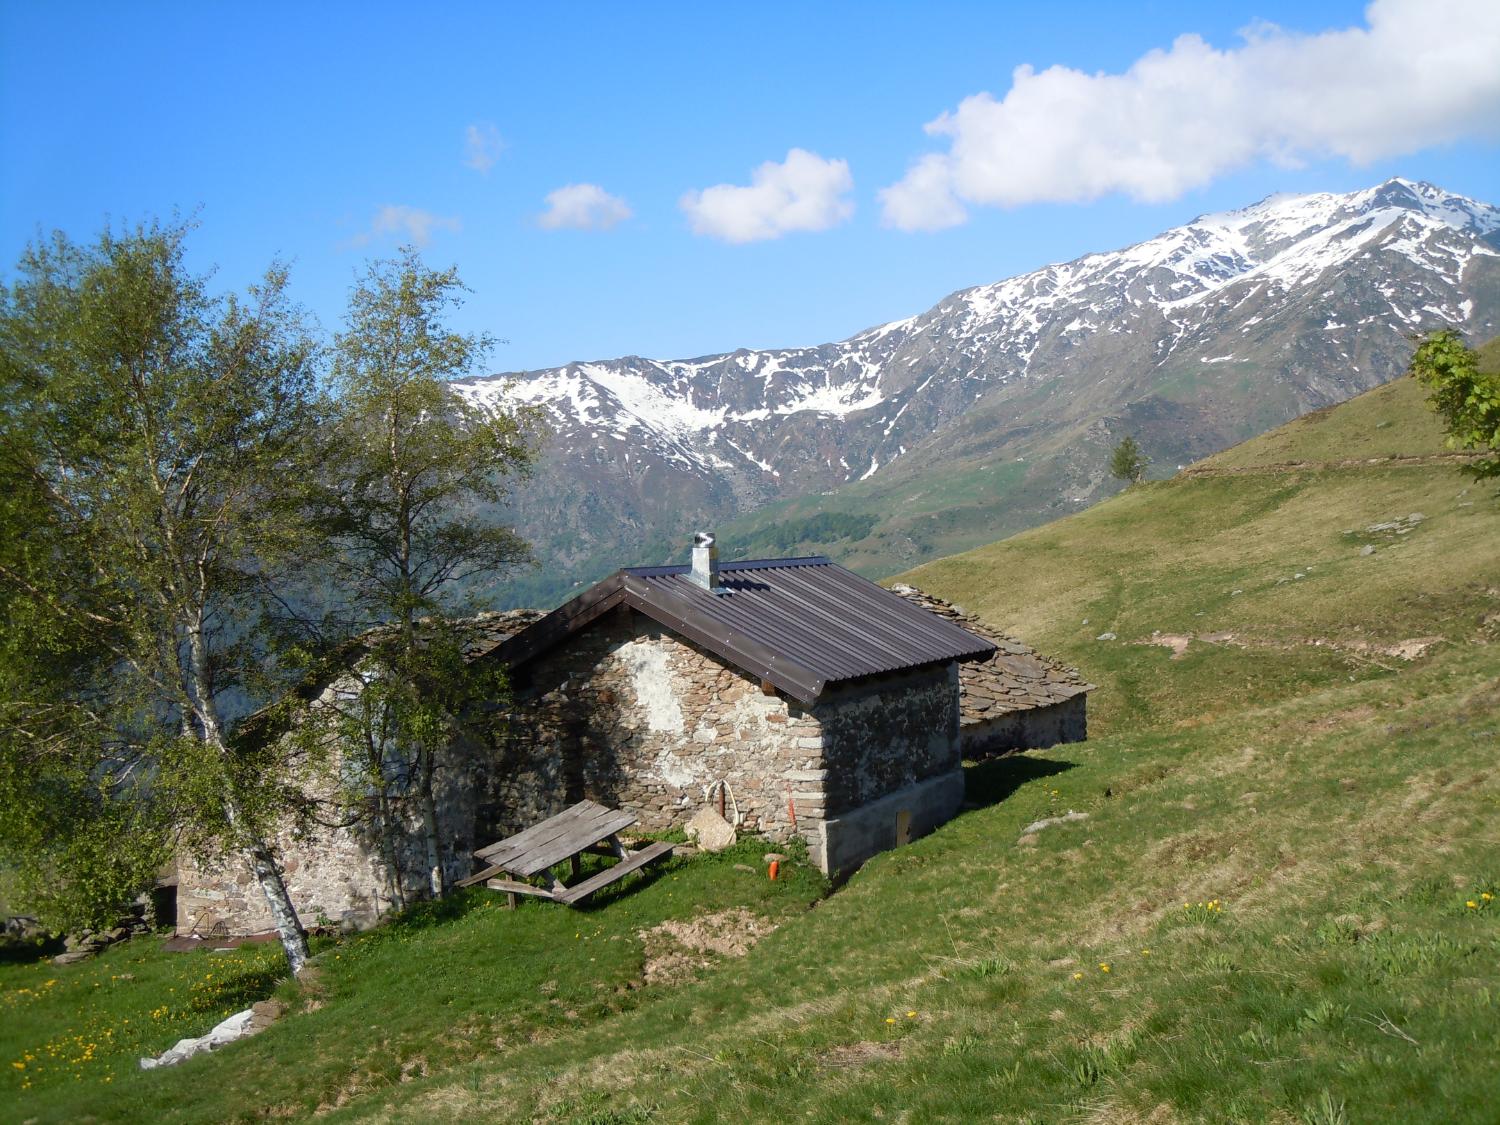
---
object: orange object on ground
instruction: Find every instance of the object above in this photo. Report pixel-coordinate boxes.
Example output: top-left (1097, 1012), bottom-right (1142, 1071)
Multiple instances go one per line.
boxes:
top-left (768, 860), bottom-right (779, 881)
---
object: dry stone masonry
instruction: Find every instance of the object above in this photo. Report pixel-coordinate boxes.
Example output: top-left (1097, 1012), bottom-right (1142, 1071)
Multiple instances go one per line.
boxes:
top-left (889, 585), bottom-right (1091, 754)
top-left (175, 560), bottom-right (1088, 936)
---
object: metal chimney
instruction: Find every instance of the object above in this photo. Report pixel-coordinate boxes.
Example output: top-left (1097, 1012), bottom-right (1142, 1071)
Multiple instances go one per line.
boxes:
top-left (690, 531), bottom-right (719, 591)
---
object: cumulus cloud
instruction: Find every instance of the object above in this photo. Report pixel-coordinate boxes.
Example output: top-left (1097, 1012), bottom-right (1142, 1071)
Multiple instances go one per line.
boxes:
top-left (346, 205), bottom-right (461, 249)
top-left (464, 122), bottom-right (505, 173)
top-left (681, 148), bottom-right (854, 242)
top-left (880, 0), bottom-right (1500, 230)
top-left (538, 183), bottom-right (634, 231)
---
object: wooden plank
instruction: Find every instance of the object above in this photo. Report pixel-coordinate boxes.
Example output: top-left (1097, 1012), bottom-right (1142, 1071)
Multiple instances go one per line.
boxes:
top-left (555, 841), bottom-right (674, 906)
top-left (507, 809), bottom-right (638, 877)
top-left (455, 863), bottom-right (506, 888)
top-left (469, 800), bottom-right (639, 879)
top-left (474, 802), bottom-right (609, 869)
top-left (489, 577), bottom-right (626, 672)
top-left (484, 878), bottom-right (559, 900)
top-left (475, 800), bottom-right (622, 865)
top-left (474, 800), bottom-right (598, 861)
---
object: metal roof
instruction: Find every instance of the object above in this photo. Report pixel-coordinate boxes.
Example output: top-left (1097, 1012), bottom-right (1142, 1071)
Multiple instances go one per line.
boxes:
top-left (493, 556), bottom-right (995, 704)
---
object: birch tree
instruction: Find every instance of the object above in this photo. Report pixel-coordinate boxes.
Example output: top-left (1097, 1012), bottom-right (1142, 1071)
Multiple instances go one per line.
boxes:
top-left (0, 221), bottom-right (322, 971)
top-left (313, 249), bottom-right (539, 900)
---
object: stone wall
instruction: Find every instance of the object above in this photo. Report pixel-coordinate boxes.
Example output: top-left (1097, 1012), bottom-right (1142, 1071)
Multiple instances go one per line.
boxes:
top-left (176, 674), bottom-right (495, 938)
top-left (803, 663), bottom-right (963, 875)
top-left (177, 605), bottom-right (971, 933)
top-left (963, 695), bottom-right (1087, 757)
top-left (814, 663), bottom-right (962, 812)
top-left (492, 606), bottom-right (824, 842)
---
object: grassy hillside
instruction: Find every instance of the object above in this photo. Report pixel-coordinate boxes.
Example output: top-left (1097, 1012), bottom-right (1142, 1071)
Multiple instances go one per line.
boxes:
top-left (904, 374), bottom-right (1499, 736)
top-left (709, 338), bottom-right (1500, 586)
top-left (6, 372), bottom-right (1499, 1123)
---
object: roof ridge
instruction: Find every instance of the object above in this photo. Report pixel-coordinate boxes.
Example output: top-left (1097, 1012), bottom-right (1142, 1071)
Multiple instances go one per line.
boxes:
top-left (622, 555), bottom-right (832, 578)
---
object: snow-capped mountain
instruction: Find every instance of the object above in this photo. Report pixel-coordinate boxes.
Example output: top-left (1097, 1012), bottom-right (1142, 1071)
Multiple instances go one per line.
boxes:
top-left (458, 179), bottom-right (1500, 606)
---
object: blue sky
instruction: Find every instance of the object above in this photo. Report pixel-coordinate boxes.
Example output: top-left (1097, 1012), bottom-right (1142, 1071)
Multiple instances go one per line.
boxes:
top-left (3, 1), bottom-right (1498, 372)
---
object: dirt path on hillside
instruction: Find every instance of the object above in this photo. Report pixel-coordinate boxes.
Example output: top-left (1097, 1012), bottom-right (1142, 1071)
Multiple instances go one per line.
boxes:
top-left (1178, 452), bottom-right (1487, 477)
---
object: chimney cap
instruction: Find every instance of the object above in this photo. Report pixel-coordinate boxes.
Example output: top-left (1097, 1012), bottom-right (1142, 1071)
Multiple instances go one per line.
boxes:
top-left (694, 531), bottom-right (716, 548)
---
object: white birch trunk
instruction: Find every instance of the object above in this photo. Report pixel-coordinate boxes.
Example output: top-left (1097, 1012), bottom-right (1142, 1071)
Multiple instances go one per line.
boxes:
top-left (189, 617), bottom-right (310, 974)
top-left (419, 751), bottom-right (445, 898)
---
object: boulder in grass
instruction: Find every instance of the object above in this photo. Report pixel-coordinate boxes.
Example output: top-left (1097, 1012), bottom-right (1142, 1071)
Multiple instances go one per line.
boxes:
top-left (140, 1008), bottom-right (257, 1070)
top-left (685, 806), bottom-right (736, 853)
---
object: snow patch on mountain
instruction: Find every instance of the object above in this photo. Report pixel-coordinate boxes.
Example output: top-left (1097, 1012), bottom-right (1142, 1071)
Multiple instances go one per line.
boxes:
top-left (453, 179), bottom-right (1499, 486)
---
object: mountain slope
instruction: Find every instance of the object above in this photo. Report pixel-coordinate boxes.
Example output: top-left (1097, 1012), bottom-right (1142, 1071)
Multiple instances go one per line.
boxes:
top-left (22, 351), bottom-right (1500, 1124)
top-left (461, 179), bottom-right (1500, 604)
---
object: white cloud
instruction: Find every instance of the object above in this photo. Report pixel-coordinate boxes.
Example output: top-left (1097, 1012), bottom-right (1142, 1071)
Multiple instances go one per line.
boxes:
top-left (681, 148), bottom-right (854, 243)
top-left (880, 0), bottom-right (1500, 230)
top-left (346, 205), bottom-right (461, 250)
top-left (538, 183), bottom-right (634, 231)
top-left (464, 123), bottom-right (505, 173)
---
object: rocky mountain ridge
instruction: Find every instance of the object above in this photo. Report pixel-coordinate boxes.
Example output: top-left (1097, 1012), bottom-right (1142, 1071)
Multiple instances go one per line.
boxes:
top-left (455, 178), bottom-right (1500, 605)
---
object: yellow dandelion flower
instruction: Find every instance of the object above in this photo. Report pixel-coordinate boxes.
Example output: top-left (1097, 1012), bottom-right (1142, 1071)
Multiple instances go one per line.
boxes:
top-left (1467, 900), bottom-right (1478, 909)
top-left (12, 1061), bottom-right (25, 1070)
top-left (1099, 963), bottom-right (1111, 973)
top-left (885, 1017), bottom-right (897, 1024)
top-left (1073, 972), bottom-right (1084, 980)
top-left (1482, 892), bottom-right (1494, 901)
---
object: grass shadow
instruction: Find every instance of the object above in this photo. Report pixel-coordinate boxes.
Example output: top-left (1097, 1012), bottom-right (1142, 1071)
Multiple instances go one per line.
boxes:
top-left (963, 752), bottom-right (1076, 808)
top-left (380, 887), bottom-right (492, 933)
top-left (0, 932), bottom-right (63, 964)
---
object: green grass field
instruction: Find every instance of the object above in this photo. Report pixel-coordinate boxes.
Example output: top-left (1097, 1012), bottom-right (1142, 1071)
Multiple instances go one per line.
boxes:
top-left (4, 372), bottom-right (1498, 1122)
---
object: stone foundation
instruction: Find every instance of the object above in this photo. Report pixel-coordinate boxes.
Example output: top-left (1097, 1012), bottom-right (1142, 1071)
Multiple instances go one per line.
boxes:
top-left (813, 770), bottom-right (966, 878)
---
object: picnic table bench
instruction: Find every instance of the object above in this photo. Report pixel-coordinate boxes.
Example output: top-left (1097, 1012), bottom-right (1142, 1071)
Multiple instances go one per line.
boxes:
top-left (456, 799), bottom-right (673, 908)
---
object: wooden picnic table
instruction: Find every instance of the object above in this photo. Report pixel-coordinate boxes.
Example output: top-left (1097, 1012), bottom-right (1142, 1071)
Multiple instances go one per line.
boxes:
top-left (456, 799), bottom-right (673, 908)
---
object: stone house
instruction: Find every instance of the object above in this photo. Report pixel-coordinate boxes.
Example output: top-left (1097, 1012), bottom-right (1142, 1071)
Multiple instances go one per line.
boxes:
top-left (888, 585), bottom-right (1091, 754)
top-left (476, 538), bottom-right (995, 880)
top-left (173, 611), bottom-right (543, 939)
top-left (175, 537), bottom-right (1089, 937)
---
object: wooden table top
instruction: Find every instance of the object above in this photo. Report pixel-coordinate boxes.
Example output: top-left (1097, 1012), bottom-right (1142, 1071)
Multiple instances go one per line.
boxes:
top-left (474, 800), bottom-right (638, 878)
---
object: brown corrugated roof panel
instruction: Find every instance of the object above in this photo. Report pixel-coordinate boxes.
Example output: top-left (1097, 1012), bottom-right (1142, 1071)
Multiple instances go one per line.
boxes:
top-left (494, 557), bottom-right (995, 704)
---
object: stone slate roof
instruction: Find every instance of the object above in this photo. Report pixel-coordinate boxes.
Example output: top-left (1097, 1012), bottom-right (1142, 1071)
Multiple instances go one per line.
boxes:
top-left (888, 584), bottom-right (1093, 727)
top-left (233, 610), bottom-right (543, 751)
top-left (493, 557), bottom-right (996, 704)
top-left (457, 610), bottom-right (547, 662)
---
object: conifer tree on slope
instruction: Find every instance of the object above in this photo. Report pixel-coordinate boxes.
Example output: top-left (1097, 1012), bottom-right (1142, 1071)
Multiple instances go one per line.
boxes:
top-left (0, 221), bottom-right (322, 971)
top-left (1109, 434), bottom-right (1150, 485)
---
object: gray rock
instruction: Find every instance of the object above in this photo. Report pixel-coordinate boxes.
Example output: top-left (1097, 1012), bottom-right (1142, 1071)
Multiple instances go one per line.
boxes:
top-left (140, 1008), bottom-right (257, 1070)
top-left (1360, 544), bottom-right (1376, 556)
top-left (248, 999), bottom-right (285, 1032)
top-left (685, 806), bottom-right (737, 853)
top-left (51, 949), bottom-right (94, 966)
top-left (1021, 810), bottom-right (1089, 835)
top-left (1095, 632), bottom-right (1117, 641)
top-left (3, 915), bottom-right (50, 944)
